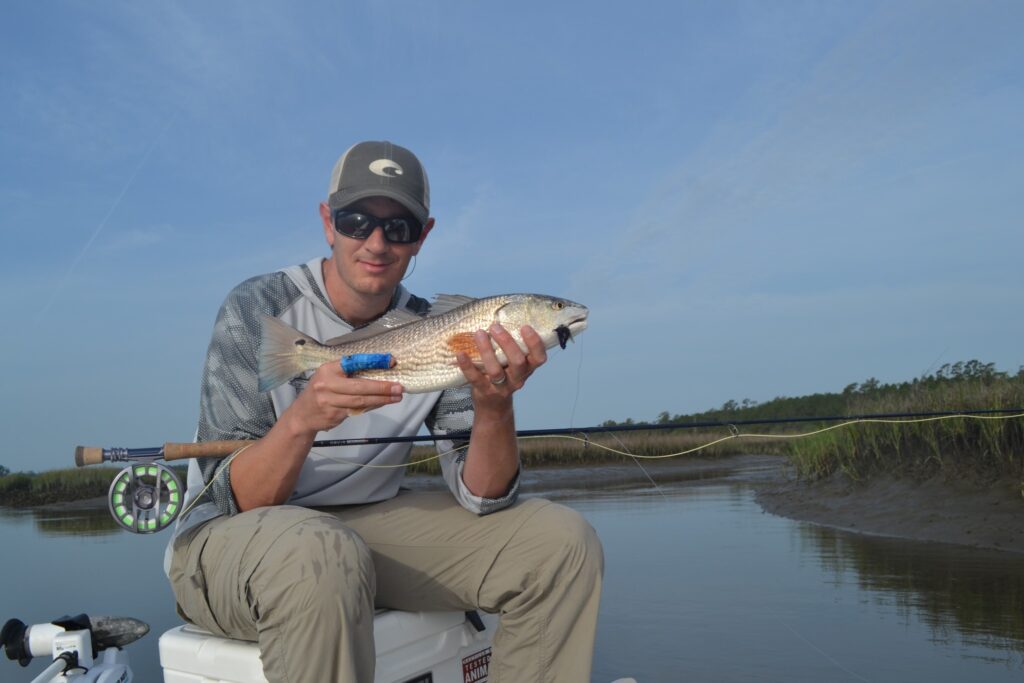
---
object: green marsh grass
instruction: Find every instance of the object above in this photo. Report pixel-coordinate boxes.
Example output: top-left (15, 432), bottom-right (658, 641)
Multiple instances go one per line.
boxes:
top-left (786, 375), bottom-right (1024, 482)
top-left (0, 466), bottom-right (189, 508)
top-left (404, 428), bottom-right (794, 475)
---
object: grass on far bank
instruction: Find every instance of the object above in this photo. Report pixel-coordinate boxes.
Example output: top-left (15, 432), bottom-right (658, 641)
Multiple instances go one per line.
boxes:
top-left (786, 375), bottom-right (1024, 483)
top-left (0, 466), bottom-right (189, 508)
top-left (404, 429), bottom-right (793, 475)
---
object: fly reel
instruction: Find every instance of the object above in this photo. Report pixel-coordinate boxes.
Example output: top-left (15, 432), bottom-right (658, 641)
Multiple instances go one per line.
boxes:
top-left (107, 462), bottom-right (182, 534)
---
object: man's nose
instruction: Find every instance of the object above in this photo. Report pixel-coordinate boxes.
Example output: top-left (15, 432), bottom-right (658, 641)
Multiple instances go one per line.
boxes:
top-left (363, 226), bottom-right (389, 251)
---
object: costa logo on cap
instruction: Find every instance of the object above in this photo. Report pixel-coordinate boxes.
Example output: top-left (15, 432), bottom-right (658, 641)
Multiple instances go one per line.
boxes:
top-left (368, 159), bottom-right (404, 177)
top-left (328, 140), bottom-right (430, 224)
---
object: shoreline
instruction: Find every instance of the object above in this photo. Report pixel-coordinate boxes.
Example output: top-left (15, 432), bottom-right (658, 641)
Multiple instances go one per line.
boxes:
top-left (755, 465), bottom-right (1024, 555)
top-left (15, 454), bottom-right (1024, 554)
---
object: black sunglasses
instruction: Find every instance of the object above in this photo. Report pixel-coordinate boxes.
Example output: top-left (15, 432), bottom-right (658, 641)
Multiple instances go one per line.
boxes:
top-left (332, 210), bottom-right (423, 244)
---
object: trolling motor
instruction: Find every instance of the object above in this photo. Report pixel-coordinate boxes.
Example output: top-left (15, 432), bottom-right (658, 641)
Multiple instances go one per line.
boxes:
top-left (1, 614), bottom-right (148, 682)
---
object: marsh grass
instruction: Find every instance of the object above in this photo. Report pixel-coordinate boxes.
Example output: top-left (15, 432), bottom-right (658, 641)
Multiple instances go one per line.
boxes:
top-left (787, 377), bottom-right (1024, 481)
top-left (0, 466), bottom-right (190, 508)
top-left (0, 467), bottom-right (121, 507)
top-left (404, 428), bottom-right (794, 475)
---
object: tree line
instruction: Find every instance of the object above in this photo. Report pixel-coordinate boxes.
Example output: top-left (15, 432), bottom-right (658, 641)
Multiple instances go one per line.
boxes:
top-left (600, 360), bottom-right (1024, 428)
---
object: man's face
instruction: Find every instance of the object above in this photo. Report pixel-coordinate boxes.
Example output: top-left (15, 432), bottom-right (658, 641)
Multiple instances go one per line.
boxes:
top-left (320, 196), bottom-right (432, 300)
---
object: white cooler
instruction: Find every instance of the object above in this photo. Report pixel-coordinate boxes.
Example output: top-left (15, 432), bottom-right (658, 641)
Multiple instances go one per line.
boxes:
top-left (159, 609), bottom-right (496, 683)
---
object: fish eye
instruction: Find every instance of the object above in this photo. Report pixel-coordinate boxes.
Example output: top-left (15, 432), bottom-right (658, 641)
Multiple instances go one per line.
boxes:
top-left (552, 301), bottom-right (565, 310)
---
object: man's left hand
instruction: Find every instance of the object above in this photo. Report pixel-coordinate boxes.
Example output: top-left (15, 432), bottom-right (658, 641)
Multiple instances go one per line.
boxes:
top-left (456, 323), bottom-right (547, 411)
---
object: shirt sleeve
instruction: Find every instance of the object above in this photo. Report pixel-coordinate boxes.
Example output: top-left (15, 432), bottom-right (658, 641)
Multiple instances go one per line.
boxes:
top-left (193, 283), bottom-right (279, 517)
top-left (426, 386), bottom-right (520, 515)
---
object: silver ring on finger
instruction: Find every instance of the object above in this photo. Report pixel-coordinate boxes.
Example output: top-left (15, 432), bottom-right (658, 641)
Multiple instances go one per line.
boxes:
top-left (490, 373), bottom-right (508, 386)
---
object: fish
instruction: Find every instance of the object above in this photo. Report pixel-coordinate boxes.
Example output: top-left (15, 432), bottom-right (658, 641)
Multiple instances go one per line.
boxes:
top-left (258, 293), bottom-right (589, 393)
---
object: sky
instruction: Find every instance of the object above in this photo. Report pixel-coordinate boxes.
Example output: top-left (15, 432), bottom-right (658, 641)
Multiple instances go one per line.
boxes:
top-left (1, 1), bottom-right (1022, 473)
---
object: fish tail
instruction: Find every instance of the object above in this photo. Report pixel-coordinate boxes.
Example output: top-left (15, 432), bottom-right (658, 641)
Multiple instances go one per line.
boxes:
top-left (258, 314), bottom-right (321, 392)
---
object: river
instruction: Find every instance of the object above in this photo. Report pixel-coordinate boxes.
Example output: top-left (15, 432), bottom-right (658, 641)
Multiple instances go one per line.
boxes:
top-left (3, 458), bottom-right (1023, 682)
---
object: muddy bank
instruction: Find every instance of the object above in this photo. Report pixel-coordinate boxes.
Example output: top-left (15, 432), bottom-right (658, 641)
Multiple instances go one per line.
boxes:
top-left (755, 464), bottom-right (1024, 555)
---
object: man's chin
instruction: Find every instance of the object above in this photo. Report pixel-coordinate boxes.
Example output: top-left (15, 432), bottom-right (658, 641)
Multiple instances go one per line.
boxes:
top-left (354, 276), bottom-right (402, 297)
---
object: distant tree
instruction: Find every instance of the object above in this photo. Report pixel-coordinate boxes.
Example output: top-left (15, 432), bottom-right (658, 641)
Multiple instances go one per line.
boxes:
top-left (860, 378), bottom-right (880, 393)
top-left (0, 465), bottom-right (8, 477)
top-left (657, 411), bottom-right (672, 424)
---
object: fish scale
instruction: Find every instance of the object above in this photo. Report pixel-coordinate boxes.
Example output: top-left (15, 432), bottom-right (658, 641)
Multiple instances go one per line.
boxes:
top-left (258, 293), bottom-right (589, 394)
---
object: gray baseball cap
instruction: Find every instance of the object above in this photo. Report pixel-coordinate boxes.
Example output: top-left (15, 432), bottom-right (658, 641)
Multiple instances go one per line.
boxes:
top-left (327, 141), bottom-right (430, 224)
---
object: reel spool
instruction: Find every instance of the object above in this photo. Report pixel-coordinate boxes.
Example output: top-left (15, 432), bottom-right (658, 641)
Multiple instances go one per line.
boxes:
top-left (108, 462), bottom-right (182, 533)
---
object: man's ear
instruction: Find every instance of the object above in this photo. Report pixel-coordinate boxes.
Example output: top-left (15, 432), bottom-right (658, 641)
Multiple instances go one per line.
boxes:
top-left (413, 217), bottom-right (435, 255)
top-left (320, 203), bottom-right (335, 247)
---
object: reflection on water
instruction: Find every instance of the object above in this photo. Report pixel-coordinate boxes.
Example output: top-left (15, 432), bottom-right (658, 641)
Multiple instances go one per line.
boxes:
top-left (0, 505), bottom-right (121, 537)
top-left (3, 477), bottom-right (1024, 682)
top-left (805, 524), bottom-right (1024, 655)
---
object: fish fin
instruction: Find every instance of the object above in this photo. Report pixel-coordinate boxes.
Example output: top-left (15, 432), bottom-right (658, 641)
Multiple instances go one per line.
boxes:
top-left (446, 332), bottom-right (482, 361)
top-left (322, 308), bottom-right (421, 345)
top-left (258, 315), bottom-right (321, 392)
top-left (429, 294), bottom-right (477, 316)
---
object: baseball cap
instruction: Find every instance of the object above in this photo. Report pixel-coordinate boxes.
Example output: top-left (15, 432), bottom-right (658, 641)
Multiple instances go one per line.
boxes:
top-left (327, 141), bottom-right (430, 224)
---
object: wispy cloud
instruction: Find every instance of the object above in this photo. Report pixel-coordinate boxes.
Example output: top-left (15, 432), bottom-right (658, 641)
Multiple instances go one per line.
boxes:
top-left (33, 112), bottom-right (177, 322)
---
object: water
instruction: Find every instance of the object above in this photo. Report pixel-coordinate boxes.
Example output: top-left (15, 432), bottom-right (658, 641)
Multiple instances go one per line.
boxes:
top-left (3, 478), bottom-right (1024, 682)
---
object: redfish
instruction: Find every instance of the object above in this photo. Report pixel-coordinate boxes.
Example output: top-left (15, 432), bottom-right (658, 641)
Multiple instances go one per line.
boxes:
top-left (258, 293), bottom-right (588, 393)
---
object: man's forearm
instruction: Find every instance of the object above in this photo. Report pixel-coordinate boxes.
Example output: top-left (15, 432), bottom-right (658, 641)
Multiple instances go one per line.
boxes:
top-left (229, 409), bottom-right (316, 511)
top-left (461, 401), bottom-right (520, 499)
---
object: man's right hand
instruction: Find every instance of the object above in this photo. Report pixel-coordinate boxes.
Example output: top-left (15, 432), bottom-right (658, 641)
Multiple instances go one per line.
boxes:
top-left (230, 362), bottom-right (403, 510)
top-left (287, 361), bottom-right (405, 436)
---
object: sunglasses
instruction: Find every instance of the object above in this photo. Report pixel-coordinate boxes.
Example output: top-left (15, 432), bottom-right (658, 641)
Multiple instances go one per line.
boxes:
top-left (332, 210), bottom-right (423, 244)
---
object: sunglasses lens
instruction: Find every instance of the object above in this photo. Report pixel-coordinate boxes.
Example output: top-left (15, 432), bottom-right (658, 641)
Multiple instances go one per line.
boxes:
top-left (383, 219), bottom-right (420, 244)
top-left (333, 211), bottom-right (422, 243)
top-left (334, 212), bottom-right (374, 238)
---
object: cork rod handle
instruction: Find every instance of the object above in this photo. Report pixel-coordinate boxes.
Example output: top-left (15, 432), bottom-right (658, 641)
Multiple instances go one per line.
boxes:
top-left (162, 441), bottom-right (255, 460)
top-left (74, 447), bottom-right (105, 467)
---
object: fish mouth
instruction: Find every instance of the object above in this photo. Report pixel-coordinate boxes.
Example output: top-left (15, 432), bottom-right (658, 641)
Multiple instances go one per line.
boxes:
top-left (555, 316), bottom-right (588, 349)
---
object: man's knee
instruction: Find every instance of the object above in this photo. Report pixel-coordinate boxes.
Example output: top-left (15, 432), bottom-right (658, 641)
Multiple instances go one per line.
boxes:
top-left (523, 502), bottom-right (604, 579)
top-left (251, 509), bottom-right (376, 620)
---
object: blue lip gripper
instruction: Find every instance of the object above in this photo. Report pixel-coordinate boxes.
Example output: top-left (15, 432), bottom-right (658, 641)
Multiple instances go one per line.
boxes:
top-left (341, 353), bottom-right (393, 375)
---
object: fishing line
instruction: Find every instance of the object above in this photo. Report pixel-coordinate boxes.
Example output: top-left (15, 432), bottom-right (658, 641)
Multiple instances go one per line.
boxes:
top-left (525, 412), bottom-right (1024, 460)
top-left (567, 336), bottom-right (584, 430)
top-left (96, 409), bottom-right (1024, 530)
top-left (607, 430), bottom-right (669, 501)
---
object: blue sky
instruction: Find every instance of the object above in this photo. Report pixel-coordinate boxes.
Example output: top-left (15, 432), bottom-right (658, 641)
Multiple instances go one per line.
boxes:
top-left (1, 1), bottom-right (1022, 472)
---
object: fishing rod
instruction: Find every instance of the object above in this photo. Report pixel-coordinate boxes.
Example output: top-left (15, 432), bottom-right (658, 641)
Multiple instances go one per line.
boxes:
top-left (76, 407), bottom-right (1024, 464)
top-left (74, 407), bottom-right (1024, 535)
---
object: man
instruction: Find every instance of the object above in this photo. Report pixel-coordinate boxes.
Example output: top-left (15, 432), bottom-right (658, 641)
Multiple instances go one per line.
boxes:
top-left (165, 141), bottom-right (603, 682)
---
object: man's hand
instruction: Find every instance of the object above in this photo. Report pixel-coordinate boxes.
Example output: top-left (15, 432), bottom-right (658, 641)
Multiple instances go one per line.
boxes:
top-left (455, 323), bottom-right (547, 412)
top-left (454, 323), bottom-right (546, 499)
top-left (288, 361), bottom-right (405, 436)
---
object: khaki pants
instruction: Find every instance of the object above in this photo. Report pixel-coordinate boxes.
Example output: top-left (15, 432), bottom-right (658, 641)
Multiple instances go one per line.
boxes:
top-left (168, 492), bottom-right (603, 683)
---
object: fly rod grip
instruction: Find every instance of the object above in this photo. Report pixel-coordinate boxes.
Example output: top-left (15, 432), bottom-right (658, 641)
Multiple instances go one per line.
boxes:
top-left (162, 441), bottom-right (255, 460)
top-left (74, 446), bottom-right (105, 467)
